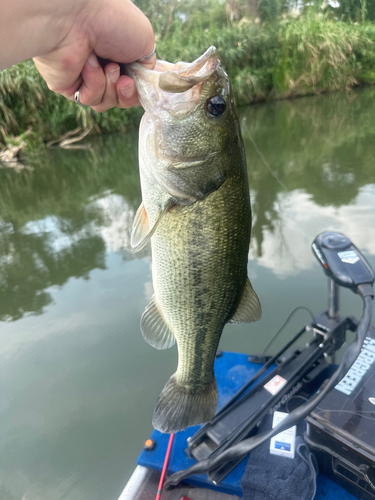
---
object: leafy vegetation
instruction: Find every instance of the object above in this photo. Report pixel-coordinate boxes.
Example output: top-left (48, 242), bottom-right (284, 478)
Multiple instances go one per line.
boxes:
top-left (1, 0), bottom-right (375, 151)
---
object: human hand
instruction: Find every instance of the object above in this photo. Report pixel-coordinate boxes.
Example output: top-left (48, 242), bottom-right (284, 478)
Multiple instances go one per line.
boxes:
top-left (32, 0), bottom-right (155, 111)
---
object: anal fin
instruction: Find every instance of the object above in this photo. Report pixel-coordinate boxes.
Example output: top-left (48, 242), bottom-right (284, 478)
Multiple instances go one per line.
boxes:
top-left (141, 295), bottom-right (175, 350)
top-left (229, 278), bottom-right (262, 324)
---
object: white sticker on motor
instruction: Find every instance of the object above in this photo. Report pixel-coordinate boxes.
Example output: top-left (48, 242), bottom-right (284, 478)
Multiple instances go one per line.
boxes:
top-left (338, 250), bottom-right (360, 264)
top-left (264, 375), bottom-right (287, 396)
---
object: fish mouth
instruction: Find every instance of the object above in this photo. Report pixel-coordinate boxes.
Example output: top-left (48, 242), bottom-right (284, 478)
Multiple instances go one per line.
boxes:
top-left (126, 46), bottom-right (220, 114)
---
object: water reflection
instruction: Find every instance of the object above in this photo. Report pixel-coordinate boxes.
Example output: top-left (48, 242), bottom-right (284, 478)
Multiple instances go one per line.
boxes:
top-left (250, 187), bottom-right (375, 277)
top-left (0, 132), bottom-right (143, 322)
top-left (239, 86), bottom-right (375, 270)
top-left (0, 87), bottom-right (375, 500)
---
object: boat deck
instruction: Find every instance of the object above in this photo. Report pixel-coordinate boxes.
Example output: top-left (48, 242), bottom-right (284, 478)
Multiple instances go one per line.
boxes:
top-left (122, 351), bottom-right (359, 500)
top-left (120, 466), bottom-right (241, 500)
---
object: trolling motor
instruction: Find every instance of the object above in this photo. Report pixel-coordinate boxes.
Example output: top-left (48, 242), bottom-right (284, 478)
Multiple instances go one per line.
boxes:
top-left (165, 231), bottom-right (375, 488)
top-left (312, 231), bottom-right (375, 316)
top-left (309, 231), bottom-right (375, 358)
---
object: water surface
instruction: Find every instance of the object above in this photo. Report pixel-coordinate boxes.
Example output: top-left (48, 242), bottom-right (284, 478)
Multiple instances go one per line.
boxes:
top-left (1, 87), bottom-right (375, 500)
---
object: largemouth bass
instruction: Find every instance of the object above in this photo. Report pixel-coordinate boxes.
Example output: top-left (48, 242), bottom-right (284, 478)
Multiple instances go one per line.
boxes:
top-left (127, 47), bottom-right (261, 433)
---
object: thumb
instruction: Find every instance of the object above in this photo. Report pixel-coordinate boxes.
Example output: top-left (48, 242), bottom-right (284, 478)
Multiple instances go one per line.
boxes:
top-left (87, 0), bottom-right (156, 67)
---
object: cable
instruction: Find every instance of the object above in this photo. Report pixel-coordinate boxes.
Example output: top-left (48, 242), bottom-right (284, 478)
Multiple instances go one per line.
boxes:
top-left (247, 132), bottom-right (288, 194)
top-left (156, 433), bottom-right (174, 500)
top-left (262, 306), bottom-right (315, 355)
top-left (164, 285), bottom-right (373, 488)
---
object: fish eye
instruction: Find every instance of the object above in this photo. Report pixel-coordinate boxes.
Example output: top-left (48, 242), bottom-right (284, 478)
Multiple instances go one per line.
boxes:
top-left (206, 96), bottom-right (226, 117)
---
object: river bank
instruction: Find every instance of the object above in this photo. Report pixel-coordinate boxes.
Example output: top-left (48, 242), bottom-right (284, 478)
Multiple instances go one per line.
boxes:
top-left (1, 14), bottom-right (375, 154)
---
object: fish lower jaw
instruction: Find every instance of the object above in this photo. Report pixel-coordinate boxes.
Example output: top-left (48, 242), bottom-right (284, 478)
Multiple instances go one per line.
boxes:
top-left (154, 151), bottom-right (207, 169)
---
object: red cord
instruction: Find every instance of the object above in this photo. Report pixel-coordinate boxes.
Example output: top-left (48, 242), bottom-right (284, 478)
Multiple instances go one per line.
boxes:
top-left (155, 433), bottom-right (175, 500)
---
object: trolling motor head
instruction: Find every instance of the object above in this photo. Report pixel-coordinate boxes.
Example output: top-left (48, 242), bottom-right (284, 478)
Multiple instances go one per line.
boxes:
top-left (312, 231), bottom-right (375, 291)
top-left (312, 231), bottom-right (375, 320)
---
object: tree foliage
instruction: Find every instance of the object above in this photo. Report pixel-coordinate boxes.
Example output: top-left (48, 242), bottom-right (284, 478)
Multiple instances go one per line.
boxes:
top-left (326, 0), bottom-right (375, 22)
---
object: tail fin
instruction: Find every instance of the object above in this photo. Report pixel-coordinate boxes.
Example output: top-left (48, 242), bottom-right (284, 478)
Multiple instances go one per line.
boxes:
top-left (152, 375), bottom-right (218, 433)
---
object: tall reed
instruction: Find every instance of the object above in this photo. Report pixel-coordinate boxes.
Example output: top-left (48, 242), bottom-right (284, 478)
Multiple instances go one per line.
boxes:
top-left (273, 15), bottom-right (375, 97)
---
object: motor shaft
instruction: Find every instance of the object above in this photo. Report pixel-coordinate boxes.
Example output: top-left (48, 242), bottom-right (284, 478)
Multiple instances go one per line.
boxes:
top-left (328, 278), bottom-right (340, 319)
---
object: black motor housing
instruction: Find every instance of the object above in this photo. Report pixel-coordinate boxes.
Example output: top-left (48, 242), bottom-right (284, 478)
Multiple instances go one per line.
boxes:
top-left (312, 231), bottom-right (375, 291)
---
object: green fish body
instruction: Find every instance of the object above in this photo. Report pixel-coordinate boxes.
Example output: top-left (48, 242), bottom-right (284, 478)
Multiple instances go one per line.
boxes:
top-left (128, 47), bottom-right (261, 433)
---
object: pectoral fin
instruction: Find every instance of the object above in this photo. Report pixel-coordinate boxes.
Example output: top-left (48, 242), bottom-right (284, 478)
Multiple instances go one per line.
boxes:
top-left (229, 278), bottom-right (262, 324)
top-left (141, 295), bottom-right (175, 349)
top-left (131, 200), bottom-right (174, 253)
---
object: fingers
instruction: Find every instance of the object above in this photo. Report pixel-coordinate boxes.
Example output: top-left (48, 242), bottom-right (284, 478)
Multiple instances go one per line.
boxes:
top-left (116, 75), bottom-right (139, 109)
top-left (78, 52), bottom-right (105, 106)
top-left (78, 51), bottom-right (119, 111)
top-left (37, 48), bottom-right (147, 112)
top-left (91, 63), bottom-right (121, 112)
top-left (77, 52), bottom-right (140, 111)
top-left (77, 6), bottom-right (156, 111)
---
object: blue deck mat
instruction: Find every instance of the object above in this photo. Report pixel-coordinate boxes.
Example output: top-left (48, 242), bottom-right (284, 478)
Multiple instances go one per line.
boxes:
top-left (137, 351), bottom-right (357, 499)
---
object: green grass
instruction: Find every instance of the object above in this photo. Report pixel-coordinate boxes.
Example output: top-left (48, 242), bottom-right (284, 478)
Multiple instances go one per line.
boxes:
top-left (1, 14), bottom-right (375, 152)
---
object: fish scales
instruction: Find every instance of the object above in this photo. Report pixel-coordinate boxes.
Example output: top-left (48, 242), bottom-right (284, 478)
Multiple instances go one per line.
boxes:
top-left (128, 47), bottom-right (261, 433)
top-left (153, 169), bottom-right (250, 388)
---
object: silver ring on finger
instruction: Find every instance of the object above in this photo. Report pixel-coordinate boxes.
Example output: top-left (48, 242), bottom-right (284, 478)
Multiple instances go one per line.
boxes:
top-left (74, 86), bottom-right (84, 106)
top-left (137, 44), bottom-right (156, 63)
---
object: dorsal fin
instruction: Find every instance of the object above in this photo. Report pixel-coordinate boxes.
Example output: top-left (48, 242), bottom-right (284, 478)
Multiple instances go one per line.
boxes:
top-left (229, 278), bottom-right (262, 324)
top-left (131, 200), bottom-right (174, 253)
